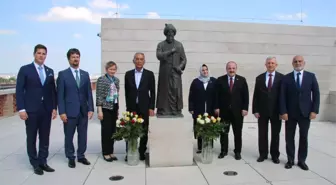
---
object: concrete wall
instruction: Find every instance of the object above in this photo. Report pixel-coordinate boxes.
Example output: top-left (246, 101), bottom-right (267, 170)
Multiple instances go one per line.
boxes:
top-left (101, 18), bottom-right (336, 122)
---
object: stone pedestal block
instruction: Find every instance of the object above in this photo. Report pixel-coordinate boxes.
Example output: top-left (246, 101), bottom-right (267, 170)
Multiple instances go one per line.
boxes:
top-left (148, 117), bottom-right (193, 167)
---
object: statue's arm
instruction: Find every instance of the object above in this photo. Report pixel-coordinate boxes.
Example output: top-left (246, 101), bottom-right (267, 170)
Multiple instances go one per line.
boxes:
top-left (149, 71), bottom-right (156, 110)
top-left (178, 44), bottom-right (187, 71)
top-left (156, 43), bottom-right (173, 61)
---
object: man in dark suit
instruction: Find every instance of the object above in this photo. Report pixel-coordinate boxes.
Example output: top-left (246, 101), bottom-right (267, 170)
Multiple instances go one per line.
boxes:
top-left (124, 52), bottom-right (156, 161)
top-left (57, 48), bottom-right (94, 168)
top-left (280, 55), bottom-right (320, 171)
top-left (252, 56), bottom-right (284, 164)
top-left (16, 44), bottom-right (57, 175)
top-left (215, 61), bottom-right (249, 160)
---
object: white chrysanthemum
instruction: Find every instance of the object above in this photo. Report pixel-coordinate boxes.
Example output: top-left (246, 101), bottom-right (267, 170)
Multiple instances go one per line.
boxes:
top-left (199, 120), bottom-right (205, 124)
top-left (205, 118), bottom-right (211, 123)
top-left (116, 120), bottom-right (121, 127)
top-left (197, 118), bottom-right (201, 123)
top-left (204, 113), bottom-right (208, 117)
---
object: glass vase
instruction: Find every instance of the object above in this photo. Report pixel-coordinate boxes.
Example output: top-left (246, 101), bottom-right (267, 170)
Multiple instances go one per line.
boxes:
top-left (127, 138), bottom-right (139, 166)
top-left (201, 138), bottom-right (213, 164)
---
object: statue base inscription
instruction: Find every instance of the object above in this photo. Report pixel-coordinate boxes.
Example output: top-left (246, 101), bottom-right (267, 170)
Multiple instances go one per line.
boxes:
top-left (148, 117), bottom-right (193, 167)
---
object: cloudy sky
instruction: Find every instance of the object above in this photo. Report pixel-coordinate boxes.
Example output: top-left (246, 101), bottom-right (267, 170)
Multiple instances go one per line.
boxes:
top-left (0, 0), bottom-right (335, 75)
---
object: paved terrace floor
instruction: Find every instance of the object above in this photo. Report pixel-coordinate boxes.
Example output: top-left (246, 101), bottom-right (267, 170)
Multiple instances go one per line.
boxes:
top-left (0, 105), bottom-right (335, 185)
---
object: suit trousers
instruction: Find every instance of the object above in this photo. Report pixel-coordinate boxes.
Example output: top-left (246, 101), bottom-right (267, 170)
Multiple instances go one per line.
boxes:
top-left (63, 112), bottom-right (88, 160)
top-left (258, 115), bottom-right (282, 159)
top-left (25, 101), bottom-right (52, 168)
top-left (125, 104), bottom-right (149, 155)
top-left (101, 107), bottom-right (118, 155)
top-left (220, 110), bottom-right (243, 154)
top-left (285, 116), bottom-right (310, 162)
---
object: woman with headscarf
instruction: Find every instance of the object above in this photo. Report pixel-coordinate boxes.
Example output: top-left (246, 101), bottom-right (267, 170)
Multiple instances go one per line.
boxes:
top-left (188, 64), bottom-right (217, 153)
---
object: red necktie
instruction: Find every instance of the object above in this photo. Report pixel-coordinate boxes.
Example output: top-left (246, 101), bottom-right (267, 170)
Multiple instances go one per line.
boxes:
top-left (268, 74), bottom-right (273, 91)
top-left (229, 77), bottom-right (233, 92)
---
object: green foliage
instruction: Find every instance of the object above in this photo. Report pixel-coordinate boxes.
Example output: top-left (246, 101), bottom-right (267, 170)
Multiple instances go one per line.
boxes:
top-left (112, 111), bottom-right (144, 141)
top-left (194, 113), bottom-right (230, 140)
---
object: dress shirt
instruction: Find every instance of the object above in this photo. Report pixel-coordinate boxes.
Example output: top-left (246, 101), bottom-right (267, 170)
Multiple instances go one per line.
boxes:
top-left (265, 71), bottom-right (275, 87)
top-left (227, 75), bottom-right (235, 85)
top-left (70, 67), bottom-right (80, 81)
top-left (34, 62), bottom-right (46, 82)
top-left (294, 69), bottom-right (304, 86)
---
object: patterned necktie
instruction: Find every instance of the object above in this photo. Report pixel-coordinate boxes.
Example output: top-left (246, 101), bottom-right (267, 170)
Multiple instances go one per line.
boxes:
top-left (75, 70), bottom-right (80, 87)
top-left (38, 66), bottom-right (45, 85)
top-left (229, 77), bottom-right (233, 92)
top-left (268, 74), bottom-right (273, 91)
top-left (296, 72), bottom-right (301, 88)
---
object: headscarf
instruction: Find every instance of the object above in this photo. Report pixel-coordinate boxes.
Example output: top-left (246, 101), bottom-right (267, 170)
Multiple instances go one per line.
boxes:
top-left (198, 64), bottom-right (210, 83)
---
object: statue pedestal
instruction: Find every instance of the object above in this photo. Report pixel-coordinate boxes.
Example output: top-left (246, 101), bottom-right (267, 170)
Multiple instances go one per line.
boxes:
top-left (148, 117), bottom-right (194, 167)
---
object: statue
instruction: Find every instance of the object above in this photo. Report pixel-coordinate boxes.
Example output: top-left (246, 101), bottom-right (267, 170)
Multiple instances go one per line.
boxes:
top-left (156, 23), bottom-right (187, 118)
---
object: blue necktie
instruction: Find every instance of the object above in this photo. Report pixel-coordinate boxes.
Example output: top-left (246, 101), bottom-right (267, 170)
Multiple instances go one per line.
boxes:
top-left (296, 72), bottom-right (301, 88)
top-left (38, 66), bottom-right (45, 85)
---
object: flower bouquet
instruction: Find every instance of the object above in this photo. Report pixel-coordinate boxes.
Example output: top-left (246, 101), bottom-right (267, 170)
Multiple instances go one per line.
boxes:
top-left (113, 111), bottom-right (144, 165)
top-left (194, 113), bottom-right (228, 164)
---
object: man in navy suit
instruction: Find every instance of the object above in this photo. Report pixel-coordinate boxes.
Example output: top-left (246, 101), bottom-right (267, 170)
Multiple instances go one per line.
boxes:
top-left (16, 44), bottom-right (57, 175)
top-left (57, 48), bottom-right (94, 168)
top-left (280, 55), bottom-right (320, 171)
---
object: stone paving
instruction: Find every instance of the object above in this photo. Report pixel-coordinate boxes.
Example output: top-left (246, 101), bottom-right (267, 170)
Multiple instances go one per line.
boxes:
top-left (0, 112), bottom-right (335, 185)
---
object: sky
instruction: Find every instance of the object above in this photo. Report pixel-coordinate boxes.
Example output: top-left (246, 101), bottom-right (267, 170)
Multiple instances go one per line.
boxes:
top-left (0, 0), bottom-right (335, 75)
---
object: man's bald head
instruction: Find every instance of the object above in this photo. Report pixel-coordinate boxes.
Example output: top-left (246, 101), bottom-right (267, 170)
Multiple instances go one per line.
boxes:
top-left (292, 55), bottom-right (305, 71)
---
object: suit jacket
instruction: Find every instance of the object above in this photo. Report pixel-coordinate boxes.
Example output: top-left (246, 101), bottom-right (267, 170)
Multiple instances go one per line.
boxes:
top-left (124, 68), bottom-right (155, 113)
top-left (214, 74), bottom-right (249, 119)
top-left (16, 62), bottom-right (57, 113)
top-left (279, 70), bottom-right (320, 119)
top-left (57, 68), bottom-right (94, 118)
top-left (252, 71), bottom-right (284, 118)
top-left (188, 77), bottom-right (217, 119)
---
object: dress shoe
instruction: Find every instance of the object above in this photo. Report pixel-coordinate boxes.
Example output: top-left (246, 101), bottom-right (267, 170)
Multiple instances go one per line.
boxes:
top-left (68, 159), bottom-right (76, 168)
top-left (140, 154), bottom-right (146, 161)
top-left (78, 158), bottom-right (91, 165)
top-left (257, 156), bottom-right (267, 162)
top-left (285, 161), bottom-right (294, 169)
top-left (218, 152), bottom-right (227, 159)
top-left (298, 162), bottom-right (309, 171)
top-left (39, 164), bottom-right (55, 172)
top-left (34, 167), bottom-right (44, 175)
top-left (110, 155), bottom-right (118, 161)
top-left (103, 155), bottom-right (113, 162)
top-left (196, 150), bottom-right (201, 154)
top-left (124, 156), bottom-right (128, 162)
top-left (272, 158), bottom-right (280, 164)
top-left (235, 153), bottom-right (242, 160)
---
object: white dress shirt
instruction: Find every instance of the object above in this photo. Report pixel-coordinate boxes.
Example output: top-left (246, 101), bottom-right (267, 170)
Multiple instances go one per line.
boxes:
top-left (134, 68), bottom-right (143, 89)
top-left (294, 70), bottom-right (304, 86)
top-left (265, 71), bottom-right (275, 87)
top-left (34, 62), bottom-right (46, 82)
top-left (228, 75), bottom-right (235, 85)
top-left (70, 67), bottom-right (80, 81)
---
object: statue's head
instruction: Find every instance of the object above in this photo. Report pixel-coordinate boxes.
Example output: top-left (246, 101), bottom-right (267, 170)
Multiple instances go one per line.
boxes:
top-left (164, 23), bottom-right (176, 43)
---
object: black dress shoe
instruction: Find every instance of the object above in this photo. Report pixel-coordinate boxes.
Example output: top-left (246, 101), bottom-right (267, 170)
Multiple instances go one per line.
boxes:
top-left (218, 152), bottom-right (227, 159)
top-left (140, 154), bottom-right (146, 161)
top-left (103, 155), bottom-right (113, 162)
top-left (235, 153), bottom-right (242, 160)
top-left (39, 164), bottom-right (55, 172)
top-left (257, 156), bottom-right (267, 162)
top-left (285, 161), bottom-right (294, 169)
top-left (272, 158), bottom-right (280, 164)
top-left (196, 150), bottom-right (201, 154)
top-left (78, 158), bottom-right (91, 165)
top-left (124, 156), bottom-right (127, 162)
top-left (110, 155), bottom-right (118, 161)
top-left (68, 159), bottom-right (76, 168)
top-left (298, 162), bottom-right (309, 171)
top-left (34, 167), bottom-right (44, 175)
